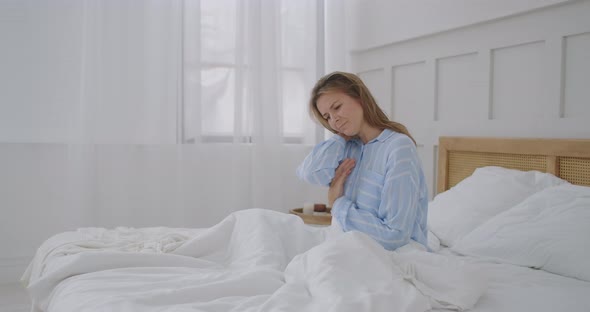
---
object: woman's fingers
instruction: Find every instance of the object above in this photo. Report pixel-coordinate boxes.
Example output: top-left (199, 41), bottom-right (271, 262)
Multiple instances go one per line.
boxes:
top-left (329, 158), bottom-right (355, 207)
top-left (329, 172), bottom-right (346, 207)
top-left (334, 158), bottom-right (355, 184)
top-left (339, 158), bottom-right (355, 175)
top-left (338, 158), bottom-right (354, 171)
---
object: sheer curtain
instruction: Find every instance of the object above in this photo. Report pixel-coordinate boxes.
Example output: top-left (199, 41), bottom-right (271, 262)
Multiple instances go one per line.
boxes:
top-left (183, 0), bottom-right (323, 215)
top-left (0, 0), bottom-right (326, 282)
top-left (82, 0), bottom-right (325, 226)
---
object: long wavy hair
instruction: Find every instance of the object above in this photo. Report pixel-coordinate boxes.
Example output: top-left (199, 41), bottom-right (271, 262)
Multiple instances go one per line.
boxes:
top-left (309, 71), bottom-right (416, 144)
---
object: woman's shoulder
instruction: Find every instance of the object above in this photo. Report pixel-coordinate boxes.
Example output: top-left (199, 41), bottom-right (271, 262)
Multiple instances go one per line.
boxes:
top-left (379, 131), bottom-right (418, 159)
top-left (381, 130), bottom-right (414, 147)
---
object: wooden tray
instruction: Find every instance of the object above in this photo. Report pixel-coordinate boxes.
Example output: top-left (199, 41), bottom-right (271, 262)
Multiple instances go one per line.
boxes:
top-left (289, 208), bottom-right (332, 225)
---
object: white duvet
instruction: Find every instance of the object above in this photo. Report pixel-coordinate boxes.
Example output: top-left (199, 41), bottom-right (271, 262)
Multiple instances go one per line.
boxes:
top-left (22, 209), bottom-right (487, 312)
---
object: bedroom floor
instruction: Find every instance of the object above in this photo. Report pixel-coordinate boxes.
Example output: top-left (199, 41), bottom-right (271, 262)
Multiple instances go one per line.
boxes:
top-left (0, 283), bottom-right (29, 312)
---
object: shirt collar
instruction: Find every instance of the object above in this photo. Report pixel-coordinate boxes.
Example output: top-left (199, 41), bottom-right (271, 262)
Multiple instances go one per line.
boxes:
top-left (368, 129), bottom-right (394, 144)
top-left (351, 129), bottom-right (395, 145)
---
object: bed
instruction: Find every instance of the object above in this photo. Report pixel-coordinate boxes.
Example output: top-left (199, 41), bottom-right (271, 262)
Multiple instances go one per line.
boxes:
top-left (430, 137), bottom-right (590, 311)
top-left (21, 136), bottom-right (590, 312)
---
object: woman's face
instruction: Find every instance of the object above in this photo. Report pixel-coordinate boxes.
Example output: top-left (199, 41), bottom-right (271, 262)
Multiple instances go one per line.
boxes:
top-left (316, 91), bottom-right (365, 137)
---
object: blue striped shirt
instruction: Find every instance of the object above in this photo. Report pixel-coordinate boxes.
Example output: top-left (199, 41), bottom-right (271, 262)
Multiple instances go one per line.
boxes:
top-left (296, 129), bottom-right (429, 251)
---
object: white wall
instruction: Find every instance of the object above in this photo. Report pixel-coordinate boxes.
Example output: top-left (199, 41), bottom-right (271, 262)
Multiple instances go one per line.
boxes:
top-left (325, 0), bottom-right (575, 70)
top-left (343, 0), bottom-right (590, 200)
top-left (347, 0), bottom-right (574, 51)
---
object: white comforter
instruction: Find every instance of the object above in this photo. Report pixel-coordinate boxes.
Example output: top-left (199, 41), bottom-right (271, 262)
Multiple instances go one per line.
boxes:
top-left (22, 209), bottom-right (487, 312)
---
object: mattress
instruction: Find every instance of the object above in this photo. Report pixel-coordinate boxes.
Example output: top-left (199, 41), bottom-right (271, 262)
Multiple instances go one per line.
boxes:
top-left (434, 248), bottom-right (590, 312)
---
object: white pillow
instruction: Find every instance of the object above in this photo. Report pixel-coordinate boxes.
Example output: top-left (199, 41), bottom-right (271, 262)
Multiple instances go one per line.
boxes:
top-left (427, 230), bottom-right (441, 252)
top-left (428, 166), bottom-right (566, 247)
top-left (452, 184), bottom-right (590, 282)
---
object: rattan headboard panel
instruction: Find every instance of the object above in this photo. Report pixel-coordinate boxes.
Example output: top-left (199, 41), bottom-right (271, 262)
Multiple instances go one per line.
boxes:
top-left (448, 151), bottom-right (547, 189)
top-left (437, 137), bottom-right (590, 194)
top-left (560, 157), bottom-right (590, 186)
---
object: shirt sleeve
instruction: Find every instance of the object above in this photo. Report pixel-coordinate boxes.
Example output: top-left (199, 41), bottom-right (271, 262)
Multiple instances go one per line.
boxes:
top-left (331, 142), bottom-right (421, 251)
top-left (296, 135), bottom-right (347, 186)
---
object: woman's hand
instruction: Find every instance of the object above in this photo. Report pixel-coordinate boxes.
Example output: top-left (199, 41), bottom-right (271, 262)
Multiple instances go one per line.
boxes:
top-left (328, 158), bottom-right (355, 207)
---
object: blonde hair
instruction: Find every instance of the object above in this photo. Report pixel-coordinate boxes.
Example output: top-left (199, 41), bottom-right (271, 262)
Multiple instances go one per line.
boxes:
top-left (309, 71), bottom-right (416, 144)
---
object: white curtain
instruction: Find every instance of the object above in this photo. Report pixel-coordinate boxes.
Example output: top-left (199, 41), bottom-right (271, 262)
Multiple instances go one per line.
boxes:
top-left (181, 0), bottom-right (323, 218)
top-left (0, 0), bottom-right (326, 281)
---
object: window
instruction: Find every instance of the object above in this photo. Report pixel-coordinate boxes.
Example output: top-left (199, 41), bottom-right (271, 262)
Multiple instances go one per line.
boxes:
top-left (182, 0), bottom-right (322, 144)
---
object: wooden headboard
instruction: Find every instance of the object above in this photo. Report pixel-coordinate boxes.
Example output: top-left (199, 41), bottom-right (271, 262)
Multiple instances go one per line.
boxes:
top-left (437, 137), bottom-right (590, 194)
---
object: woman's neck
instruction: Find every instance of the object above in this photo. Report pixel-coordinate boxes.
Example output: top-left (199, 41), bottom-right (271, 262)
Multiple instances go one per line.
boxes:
top-left (358, 125), bottom-right (382, 144)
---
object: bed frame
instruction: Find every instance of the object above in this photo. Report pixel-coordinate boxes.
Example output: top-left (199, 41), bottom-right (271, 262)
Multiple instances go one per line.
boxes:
top-left (437, 137), bottom-right (590, 194)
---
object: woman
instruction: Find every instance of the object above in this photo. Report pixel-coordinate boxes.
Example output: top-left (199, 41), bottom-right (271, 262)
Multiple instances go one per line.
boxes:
top-left (297, 71), bottom-right (429, 251)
